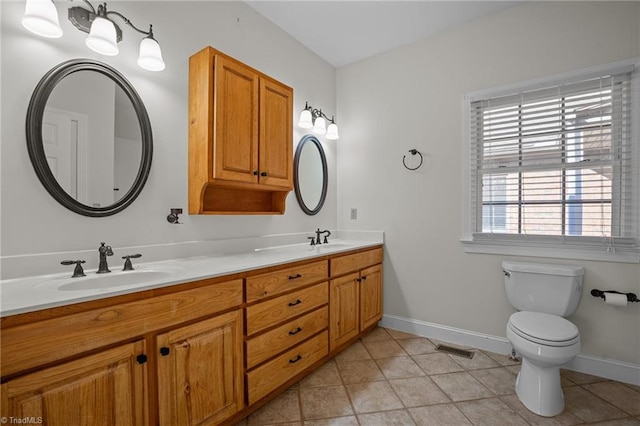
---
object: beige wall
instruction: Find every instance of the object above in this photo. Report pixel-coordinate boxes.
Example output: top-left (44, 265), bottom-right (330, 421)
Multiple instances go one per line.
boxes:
top-left (337, 1), bottom-right (640, 364)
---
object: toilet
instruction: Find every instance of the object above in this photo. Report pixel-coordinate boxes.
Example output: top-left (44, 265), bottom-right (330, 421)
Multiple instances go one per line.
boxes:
top-left (503, 261), bottom-right (584, 417)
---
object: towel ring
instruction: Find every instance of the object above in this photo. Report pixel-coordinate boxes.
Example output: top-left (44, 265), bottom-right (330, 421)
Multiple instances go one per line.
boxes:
top-left (403, 149), bottom-right (423, 171)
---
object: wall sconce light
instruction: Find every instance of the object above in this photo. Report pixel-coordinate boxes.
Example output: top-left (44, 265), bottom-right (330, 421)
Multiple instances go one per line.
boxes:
top-left (298, 102), bottom-right (339, 140)
top-left (21, 0), bottom-right (165, 72)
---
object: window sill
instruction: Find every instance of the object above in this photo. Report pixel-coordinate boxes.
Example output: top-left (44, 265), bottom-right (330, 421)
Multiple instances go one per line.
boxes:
top-left (460, 239), bottom-right (640, 264)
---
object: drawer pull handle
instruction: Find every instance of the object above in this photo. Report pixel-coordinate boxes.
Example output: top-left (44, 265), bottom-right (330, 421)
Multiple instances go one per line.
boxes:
top-left (288, 274), bottom-right (302, 280)
top-left (289, 327), bottom-right (303, 335)
top-left (289, 354), bottom-right (302, 364)
top-left (288, 299), bottom-right (302, 307)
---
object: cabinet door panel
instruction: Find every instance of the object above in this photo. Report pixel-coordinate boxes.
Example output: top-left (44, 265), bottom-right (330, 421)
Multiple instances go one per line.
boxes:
top-left (157, 310), bottom-right (243, 426)
top-left (214, 56), bottom-right (259, 183)
top-left (1, 340), bottom-right (147, 426)
top-left (329, 273), bottom-right (360, 351)
top-left (360, 264), bottom-right (383, 330)
top-left (259, 77), bottom-right (293, 188)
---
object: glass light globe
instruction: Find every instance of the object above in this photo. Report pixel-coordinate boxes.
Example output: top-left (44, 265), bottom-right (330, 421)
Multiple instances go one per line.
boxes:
top-left (138, 37), bottom-right (165, 71)
top-left (298, 109), bottom-right (313, 129)
top-left (86, 17), bottom-right (119, 56)
top-left (312, 116), bottom-right (326, 135)
top-left (21, 0), bottom-right (62, 38)
top-left (326, 123), bottom-right (339, 140)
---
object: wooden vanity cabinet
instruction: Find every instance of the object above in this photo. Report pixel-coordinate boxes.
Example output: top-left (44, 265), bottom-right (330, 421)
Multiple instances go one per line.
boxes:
top-left (329, 247), bottom-right (384, 352)
top-left (1, 245), bottom-right (383, 426)
top-left (189, 46), bottom-right (293, 215)
top-left (329, 272), bottom-right (360, 351)
top-left (1, 340), bottom-right (148, 426)
top-left (157, 310), bottom-right (244, 426)
top-left (1, 278), bottom-right (244, 426)
top-left (244, 261), bottom-right (330, 405)
top-left (359, 264), bottom-right (383, 330)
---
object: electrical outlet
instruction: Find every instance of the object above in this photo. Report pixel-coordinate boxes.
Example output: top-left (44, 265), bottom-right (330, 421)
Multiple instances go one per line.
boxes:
top-left (350, 208), bottom-right (357, 220)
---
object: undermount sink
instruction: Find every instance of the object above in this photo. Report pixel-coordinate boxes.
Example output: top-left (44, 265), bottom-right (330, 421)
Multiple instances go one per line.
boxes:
top-left (312, 243), bottom-right (353, 251)
top-left (36, 266), bottom-right (185, 292)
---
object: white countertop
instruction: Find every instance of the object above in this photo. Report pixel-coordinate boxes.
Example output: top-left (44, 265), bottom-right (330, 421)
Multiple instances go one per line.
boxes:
top-left (0, 239), bottom-right (383, 317)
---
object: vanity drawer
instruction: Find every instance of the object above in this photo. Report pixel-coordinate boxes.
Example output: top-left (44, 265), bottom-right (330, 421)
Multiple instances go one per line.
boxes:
top-left (246, 307), bottom-right (328, 369)
top-left (246, 331), bottom-right (328, 404)
top-left (245, 282), bottom-right (328, 336)
top-left (1, 279), bottom-right (243, 377)
top-left (330, 247), bottom-right (383, 277)
top-left (246, 260), bottom-right (328, 302)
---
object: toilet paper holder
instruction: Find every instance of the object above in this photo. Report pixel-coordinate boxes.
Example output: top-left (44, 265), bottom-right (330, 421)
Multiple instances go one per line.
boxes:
top-left (591, 289), bottom-right (639, 303)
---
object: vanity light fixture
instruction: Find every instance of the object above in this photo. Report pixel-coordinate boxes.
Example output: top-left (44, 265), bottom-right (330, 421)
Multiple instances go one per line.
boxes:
top-left (21, 0), bottom-right (165, 72)
top-left (298, 102), bottom-right (339, 140)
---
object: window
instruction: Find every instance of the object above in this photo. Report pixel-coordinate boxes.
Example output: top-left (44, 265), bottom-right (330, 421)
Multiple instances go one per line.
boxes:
top-left (463, 59), bottom-right (639, 263)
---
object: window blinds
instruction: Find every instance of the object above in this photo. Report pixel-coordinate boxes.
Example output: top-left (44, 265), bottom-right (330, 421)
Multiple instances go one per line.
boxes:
top-left (468, 68), bottom-right (635, 248)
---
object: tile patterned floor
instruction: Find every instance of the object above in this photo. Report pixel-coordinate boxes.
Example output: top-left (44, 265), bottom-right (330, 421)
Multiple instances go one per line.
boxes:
top-left (237, 327), bottom-right (640, 426)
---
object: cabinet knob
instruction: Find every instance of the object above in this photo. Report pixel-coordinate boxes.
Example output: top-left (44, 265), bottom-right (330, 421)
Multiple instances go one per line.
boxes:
top-left (362, 276), bottom-right (368, 281)
top-left (136, 354), bottom-right (148, 364)
top-left (260, 172), bottom-right (268, 177)
top-left (253, 171), bottom-right (259, 176)
top-left (160, 347), bottom-right (170, 356)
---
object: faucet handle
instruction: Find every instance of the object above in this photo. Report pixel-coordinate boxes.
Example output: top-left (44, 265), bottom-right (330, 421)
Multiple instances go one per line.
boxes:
top-left (122, 254), bottom-right (142, 271)
top-left (61, 260), bottom-right (86, 278)
top-left (308, 237), bottom-right (316, 246)
top-left (323, 230), bottom-right (332, 244)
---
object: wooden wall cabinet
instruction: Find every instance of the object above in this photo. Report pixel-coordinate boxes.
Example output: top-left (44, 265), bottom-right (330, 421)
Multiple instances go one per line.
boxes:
top-left (329, 248), bottom-right (384, 352)
top-left (189, 46), bottom-right (293, 215)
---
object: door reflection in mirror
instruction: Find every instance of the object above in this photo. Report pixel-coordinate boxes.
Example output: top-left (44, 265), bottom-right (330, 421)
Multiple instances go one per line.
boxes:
top-left (45, 71), bottom-right (141, 207)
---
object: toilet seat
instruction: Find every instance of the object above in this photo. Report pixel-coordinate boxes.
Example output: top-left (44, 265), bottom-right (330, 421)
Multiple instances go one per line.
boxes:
top-left (508, 311), bottom-right (579, 347)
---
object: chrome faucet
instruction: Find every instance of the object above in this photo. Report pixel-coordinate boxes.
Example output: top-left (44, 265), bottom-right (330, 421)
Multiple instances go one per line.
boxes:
top-left (97, 242), bottom-right (113, 274)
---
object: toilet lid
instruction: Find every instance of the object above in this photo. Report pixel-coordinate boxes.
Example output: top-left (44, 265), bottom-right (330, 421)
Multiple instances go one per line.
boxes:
top-left (509, 311), bottom-right (579, 346)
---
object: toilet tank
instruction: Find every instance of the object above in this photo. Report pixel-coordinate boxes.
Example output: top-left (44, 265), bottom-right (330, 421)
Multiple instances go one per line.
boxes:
top-left (503, 261), bottom-right (584, 317)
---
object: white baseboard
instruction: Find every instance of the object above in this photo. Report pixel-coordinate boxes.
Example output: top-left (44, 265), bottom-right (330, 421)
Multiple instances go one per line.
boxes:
top-left (380, 314), bottom-right (640, 386)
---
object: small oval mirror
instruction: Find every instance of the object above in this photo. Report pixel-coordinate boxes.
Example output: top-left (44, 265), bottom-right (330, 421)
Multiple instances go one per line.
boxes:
top-left (26, 59), bottom-right (153, 217)
top-left (294, 135), bottom-right (328, 215)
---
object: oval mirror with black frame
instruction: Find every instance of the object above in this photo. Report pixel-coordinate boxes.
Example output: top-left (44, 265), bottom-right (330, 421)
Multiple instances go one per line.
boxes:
top-left (26, 59), bottom-right (153, 217)
top-left (294, 134), bottom-right (328, 215)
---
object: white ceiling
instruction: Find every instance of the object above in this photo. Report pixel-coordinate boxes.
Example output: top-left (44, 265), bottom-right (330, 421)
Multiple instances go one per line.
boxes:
top-left (247, 1), bottom-right (521, 67)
